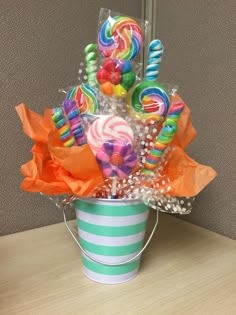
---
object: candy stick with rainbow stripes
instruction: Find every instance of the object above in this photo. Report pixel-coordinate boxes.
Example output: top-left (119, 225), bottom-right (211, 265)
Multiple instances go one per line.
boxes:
top-left (63, 100), bottom-right (87, 146)
top-left (143, 101), bottom-right (185, 172)
top-left (51, 107), bottom-right (76, 147)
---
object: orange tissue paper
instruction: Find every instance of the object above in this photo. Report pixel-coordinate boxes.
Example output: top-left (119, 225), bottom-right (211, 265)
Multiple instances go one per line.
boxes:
top-left (16, 95), bottom-right (217, 198)
top-left (16, 103), bottom-right (104, 196)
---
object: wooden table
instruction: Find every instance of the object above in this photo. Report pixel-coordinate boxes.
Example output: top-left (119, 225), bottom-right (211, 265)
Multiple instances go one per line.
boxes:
top-left (1, 213), bottom-right (236, 315)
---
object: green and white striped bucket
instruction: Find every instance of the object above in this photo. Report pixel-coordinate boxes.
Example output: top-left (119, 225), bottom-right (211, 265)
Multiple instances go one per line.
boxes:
top-left (74, 198), bottom-right (153, 284)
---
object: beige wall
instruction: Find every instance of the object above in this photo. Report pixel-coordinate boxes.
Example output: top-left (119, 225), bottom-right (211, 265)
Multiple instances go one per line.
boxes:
top-left (0, 0), bottom-right (142, 235)
top-left (155, 0), bottom-right (236, 239)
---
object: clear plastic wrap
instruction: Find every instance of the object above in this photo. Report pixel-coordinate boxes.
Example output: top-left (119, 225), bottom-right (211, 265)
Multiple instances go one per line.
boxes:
top-left (97, 8), bottom-right (150, 62)
top-left (16, 9), bottom-right (217, 216)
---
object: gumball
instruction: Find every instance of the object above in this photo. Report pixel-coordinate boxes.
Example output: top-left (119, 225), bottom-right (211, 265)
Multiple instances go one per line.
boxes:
top-left (114, 84), bottom-right (127, 97)
top-left (103, 59), bottom-right (118, 72)
top-left (101, 81), bottom-right (114, 95)
top-left (120, 60), bottom-right (132, 73)
top-left (96, 68), bottom-right (111, 84)
top-left (121, 72), bottom-right (136, 90)
top-left (110, 71), bottom-right (122, 85)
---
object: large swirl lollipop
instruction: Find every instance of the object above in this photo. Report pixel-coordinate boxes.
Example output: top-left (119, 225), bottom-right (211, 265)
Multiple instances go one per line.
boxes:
top-left (98, 16), bottom-right (144, 60)
top-left (87, 115), bottom-right (134, 154)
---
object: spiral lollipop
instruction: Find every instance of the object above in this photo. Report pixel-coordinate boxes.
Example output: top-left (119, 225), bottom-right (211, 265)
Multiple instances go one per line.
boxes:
top-left (98, 16), bottom-right (144, 60)
top-left (84, 43), bottom-right (98, 88)
top-left (143, 102), bottom-right (185, 171)
top-left (63, 100), bottom-right (86, 146)
top-left (66, 84), bottom-right (99, 115)
top-left (128, 39), bottom-right (168, 124)
top-left (51, 107), bottom-right (76, 147)
top-left (145, 39), bottom-right (163, 81)
top-left (128, 81), bottom-right (170, 124)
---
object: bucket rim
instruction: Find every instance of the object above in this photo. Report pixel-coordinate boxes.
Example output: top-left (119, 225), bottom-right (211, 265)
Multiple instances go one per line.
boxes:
top-left (75, 197), bottom-right (143, 204)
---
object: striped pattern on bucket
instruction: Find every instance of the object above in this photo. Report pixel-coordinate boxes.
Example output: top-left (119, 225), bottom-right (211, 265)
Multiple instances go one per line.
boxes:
top-left (75, 198), bottom-right (150, 284)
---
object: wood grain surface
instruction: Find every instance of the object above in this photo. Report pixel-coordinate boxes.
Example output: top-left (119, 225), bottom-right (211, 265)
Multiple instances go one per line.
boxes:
top-left (1, 212), bottom-right (235, 315)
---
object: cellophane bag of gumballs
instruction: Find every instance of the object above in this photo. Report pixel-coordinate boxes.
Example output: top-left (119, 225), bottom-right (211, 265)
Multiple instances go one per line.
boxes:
top-left (16, 7), bottom-right (217, 284)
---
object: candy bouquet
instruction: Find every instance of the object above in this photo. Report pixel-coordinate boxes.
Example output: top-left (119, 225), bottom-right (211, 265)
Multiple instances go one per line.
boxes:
top-left (16, 8), bottom-right (216, 284)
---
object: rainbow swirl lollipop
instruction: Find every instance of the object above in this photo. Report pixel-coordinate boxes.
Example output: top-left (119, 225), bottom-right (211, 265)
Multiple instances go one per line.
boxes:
top-left (66, 84), bottom-right (99, 115)
top-left (129, 81), bottom-right (170, 124)
top-left (98, 16), bottom-right (143, 60)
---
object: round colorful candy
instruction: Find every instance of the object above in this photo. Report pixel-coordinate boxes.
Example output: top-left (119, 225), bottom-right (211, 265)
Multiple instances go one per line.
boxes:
top-left (96, 139), bottom-right (138, 178)
top-left (96, 58), bottom-right (136, 97)
top-left (98, 16), bottom-right (144, 60)
top-left (129, 80), bottom-right (170, 124)
top-left (66, 84), bottom-right (99, 115)
top-left (87, 115), bottom-right (134, 154)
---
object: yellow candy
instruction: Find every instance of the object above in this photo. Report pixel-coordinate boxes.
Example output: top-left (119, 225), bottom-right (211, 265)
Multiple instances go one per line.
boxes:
top-left (59, 125), bottom-right (69, 135)
top-left (64, 137), bottom-right (75, 147)
top-left (114, 84), bottom-right (127, 98)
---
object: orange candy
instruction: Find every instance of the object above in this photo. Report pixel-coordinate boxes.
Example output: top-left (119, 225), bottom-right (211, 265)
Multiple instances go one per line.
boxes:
top-left (101, 81), bottom-right (114, 96)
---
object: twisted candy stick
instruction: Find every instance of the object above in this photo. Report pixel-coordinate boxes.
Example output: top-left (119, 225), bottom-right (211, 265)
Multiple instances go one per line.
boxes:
top-left (63, 100), bottom-right (86, 146)
top-left (84, 43), bottom-right (98, 88)
top-left (145, 39), bottom-right (164, 81)
top-left (51, 107), bottom-right (76, 147)
top-left (143, 102), bottom-right (185, 171)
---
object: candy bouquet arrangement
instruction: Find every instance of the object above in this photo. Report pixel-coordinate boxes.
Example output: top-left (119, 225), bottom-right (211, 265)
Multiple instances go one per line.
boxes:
top-left (16, 9), bottom-right (216, 284)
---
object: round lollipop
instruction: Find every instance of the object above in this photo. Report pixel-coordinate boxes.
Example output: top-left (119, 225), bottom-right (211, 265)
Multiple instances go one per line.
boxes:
top-left (96, 139), bottom-right (138, 178)
top-left (66, 84), bottom-right (99, 115)
top-left (128, 81), bottom-right (170, 124)
top-left (98, 16), bottom-right (144, 60)
top-left (87, 115), bottom-right (134, 154)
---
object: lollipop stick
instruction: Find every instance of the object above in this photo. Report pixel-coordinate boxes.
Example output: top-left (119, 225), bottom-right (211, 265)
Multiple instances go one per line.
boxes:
top-left (111, 177), bottom-right (118, 199)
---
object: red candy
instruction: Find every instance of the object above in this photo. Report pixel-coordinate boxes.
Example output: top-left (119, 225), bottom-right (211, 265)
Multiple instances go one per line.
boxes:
top-left (96, 58), bottom-right (135, 97)
top-left (110, 71), bottom-right (121, 85)
top-left (103, 59), bottom-right (118, 72)
top-left (97, 68), bottom-right (111, 84)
